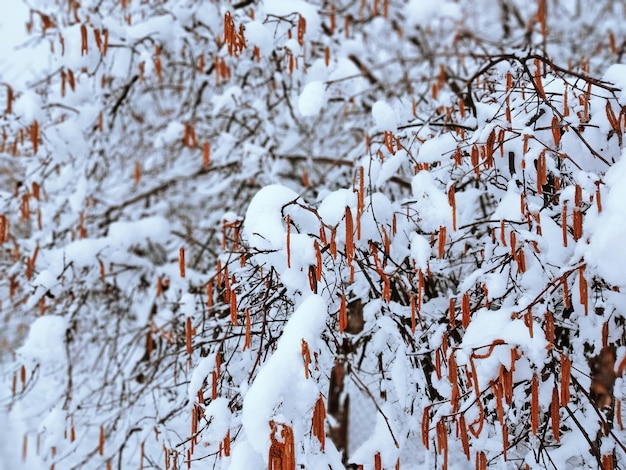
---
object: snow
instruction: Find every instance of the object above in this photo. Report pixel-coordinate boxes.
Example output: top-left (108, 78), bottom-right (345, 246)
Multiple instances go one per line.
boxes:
top-left (298, 81), bottom-right (326, 117)
top-left (410, 171), bottom-right (452, 231)
top-left (306, 58), bottom-right (330, 82)
top-left (262, 0), bottom-right (321, 40)
top-left (243, 184), bottom-right (299, 251)
top-left (237, 294), bottom-right (327, 458)
top-left (328, 57), bottom-right (361, 82)
top-left (418, 133), bottom-right (457, 164)
top-left (349, 404), bottom-right (400, 467)
top-left (318, 189), bottom-right (355, 226)
top-left (2, 1), bottom-right (626, 469)
top-left (203, 397), bottom-right (232, 443)
top-left (461, 307), bottom-right (548, 368)
top-left (108, 216), bottom-right (171, 246)
top-left (604, 64), bottom-right (626, 105)
top-left (18, 315), bottom-right (68, 365)
top-left (38, 406), bottom-right (67, 450)
top-left (405, 0), bottom-right (462, 27)
top-left (13, 90), bottom-right (44, 122)
top-left (376, 151), bottom-right (406, 187)
top-left (212, 86), bottom-right (243, 115)
top-left (410, 233), bottom-right (431, 271)
top-left (155, 121), bottom-right (185, 147)
top-left (585, 151), bottom-right (626, 286)
top-left (244, 21), bottom-right (273, 56)
top-left (0, 2), bottom-right (42, 85)
top-left (372, 100), bottom-right (397, 132)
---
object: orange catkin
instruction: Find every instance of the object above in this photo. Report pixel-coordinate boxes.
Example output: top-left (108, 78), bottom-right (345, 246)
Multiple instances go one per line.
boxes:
top-left (448, 297), bottom-right (456, 328)
top-left (102, 29), bottom-right (109, 56)
top-left (99, 425), bottom-right (105, 455)
top-left (534, 59), bottom-right (546, 98)
top-left (531, 374), bottom-right (539, 435)
top-left (243, 308), bottom-right (251, 351)
top-left (339, 292), bottom-right (347, 334)
top-left (80, 24), bottom-right (88, 55)
top-left (573, 186), bottom-right (583, 241)
top-left (185, 317), bottom-right (193, 355)
top-left (438, 225), bottom-right (446, 258)
top-left (458, 414), bottom-right (470, 459)
top-left (602, 454), bottom-right (613, 470)
top-left (560, 353), bottom-right (571, 405)
top-left (421, 406), bottom-right (431, 449)
top-left (202, 141), bottom-right (210, 169)
top-left (537, 151), bottom-right (547, 194)
top-left (449, 352), bottom-right (460, 412)
top-left (476, 451), bottom-right (487, 470)
top-left (301, 340), bottom-right (311, 379)
top-left (448, 186), bottom-right (457, 231)
top-left (461, 292), bottom-right (470, 328)
top-left (578, 266), bottom-right (588, 315)
top-left (179, 247), bottom-right (185, 277)
top-left (312, 394), bottom-right (326, 450)
top-left (314, 240), bottom-right (322, 281)
top-left (0, 214), bottom-right (9, 245)
top-left (551, 386), bottom-right (560, 442)
top-left (30, 121), bottom-right (38, 154)
top-left (223, 430), bottom-right (231, 457)
top-left (544, 311), bottom-right (554, 348)
top-left (207, 280), bottom-right (213, 307)
top-left (345, 207), bottom-right (354, 266)
top-left (551, 117), bottom-right (561, 146)
top-left (230, 283), bottom-right (238, 325)
top-left (5, 85), bottom-right (13, 114)
top-left (537, 0), bottom-right (547, 36)
top-left (134, 161), bottom-right (141, 185)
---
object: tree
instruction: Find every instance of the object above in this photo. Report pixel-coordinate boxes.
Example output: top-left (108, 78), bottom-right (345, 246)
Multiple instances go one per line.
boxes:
top-left (1, 0), bottom-right (626, 468)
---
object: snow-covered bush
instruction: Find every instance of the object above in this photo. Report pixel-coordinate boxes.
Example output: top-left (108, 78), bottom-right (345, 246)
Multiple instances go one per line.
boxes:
top-left (1, 0), bottom-right (626, 469)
